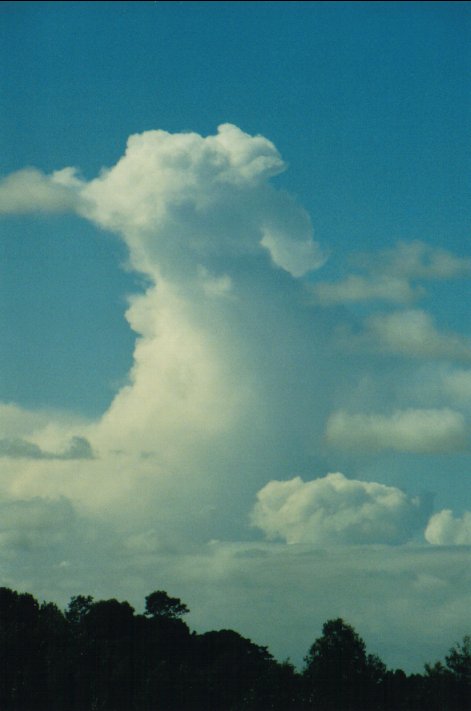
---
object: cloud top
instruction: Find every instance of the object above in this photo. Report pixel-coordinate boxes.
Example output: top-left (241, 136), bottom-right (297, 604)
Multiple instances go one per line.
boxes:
top-left (79, 124), bottom-right (325, 279)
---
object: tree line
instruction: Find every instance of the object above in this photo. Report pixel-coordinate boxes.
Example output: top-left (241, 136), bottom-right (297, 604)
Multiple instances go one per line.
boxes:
top-left (0, 586), bottom-right (469, 710)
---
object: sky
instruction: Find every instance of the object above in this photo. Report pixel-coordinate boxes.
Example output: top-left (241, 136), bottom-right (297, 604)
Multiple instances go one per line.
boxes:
top-left (0, 1), bottom-right (470, 672)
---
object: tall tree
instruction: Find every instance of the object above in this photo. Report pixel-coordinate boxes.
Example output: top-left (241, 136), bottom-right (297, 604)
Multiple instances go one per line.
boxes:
top-left (303, 618), bottom-right (386, 710)
top-left (144, 590), bottom-right (190, 620)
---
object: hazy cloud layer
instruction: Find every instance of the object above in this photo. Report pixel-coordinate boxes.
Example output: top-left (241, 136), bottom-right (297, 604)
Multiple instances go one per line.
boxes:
top-left (0, 496), bottom-right (77, 552)
top-left (251, 473), bottom-right (427, 545)
top-left (0, 528), bottom-right (468, 672)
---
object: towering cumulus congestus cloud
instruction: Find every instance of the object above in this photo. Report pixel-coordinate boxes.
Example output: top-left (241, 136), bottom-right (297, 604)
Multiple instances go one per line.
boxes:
top-left (77, 124), bottom-right (327, 459)
top-left (80, 123), bottom-right (325, 280)
top-left (0, 125), bottom-right (330, 535)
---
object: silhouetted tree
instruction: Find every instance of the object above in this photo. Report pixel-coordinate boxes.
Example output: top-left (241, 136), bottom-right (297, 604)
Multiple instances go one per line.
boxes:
top-left (446, 635), bottom-right (471, 686)
top-left (145, 590), bottom-right (190, 619)
top-left (421, 635), bottom-right (471, 711)
top-left (65, 594), bottom-right (94, 626)
top-left (188, 629), bottom-right (284, 710)
top-left (303, 618), bottom-right (386, 710)
top-left (379, 668), bottom-right (411, 711)
top-left (0, 587), bottom-right (43, 710)
top-left (1, 584), bottom-right (470, 711)
top-left (36, 601), bottom-right (71, 711)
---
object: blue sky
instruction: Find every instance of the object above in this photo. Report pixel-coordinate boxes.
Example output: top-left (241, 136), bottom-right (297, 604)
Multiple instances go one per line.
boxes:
top-left (0, 1), bottom-right (470, 671)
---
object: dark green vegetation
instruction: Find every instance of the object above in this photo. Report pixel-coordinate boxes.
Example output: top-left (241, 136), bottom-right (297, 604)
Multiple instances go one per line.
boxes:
top-left (0, 587), bottom-right (469, 710)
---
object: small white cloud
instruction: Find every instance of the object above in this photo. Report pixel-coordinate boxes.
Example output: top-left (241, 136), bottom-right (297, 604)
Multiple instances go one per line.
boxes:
top-left (0, 435), bottom-right (95, 460)
top-left (375, 241), bottom-right (471, 280)
top-left (251, 472), bottom-right (426, 545)
top-left (361, 309), bottom-right (471, 362)
top-left (325, 408), bottom-right (468, 453)
top-left (0, 167), bottom-right (80, 214)
top-left (313, 241), bottom-right (471, 307)
top-left (313, 274), bottom-right (421, 305)
top-left (425, 509), bottom-right (471, 545)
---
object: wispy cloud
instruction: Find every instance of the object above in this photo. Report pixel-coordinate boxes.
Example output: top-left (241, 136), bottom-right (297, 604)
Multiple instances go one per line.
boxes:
top-left (313, 274), bottom-right (422, 305)
top-left (0, 167), bottom-right (81, 214)
top-left (0, 436), bottom-right (95, 460)
top-left (358, 241), bottom-right (471, 281)
top-left (312, 241), bottom-right (471, 306)
top-left (325, 408), bottom-right (468, 453)
top-left (343, 309), bottom-right (471, 362)
top-left (441, 368), bottom-right (471, 404)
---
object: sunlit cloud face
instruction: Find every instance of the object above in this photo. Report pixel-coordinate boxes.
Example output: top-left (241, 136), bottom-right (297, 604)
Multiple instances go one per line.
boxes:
top-left (251, 473), bottom-right (428, 545)
top-left (425, 510), bottom-right (471, 545)
top-left (79, 123), bottom-right (325, 281)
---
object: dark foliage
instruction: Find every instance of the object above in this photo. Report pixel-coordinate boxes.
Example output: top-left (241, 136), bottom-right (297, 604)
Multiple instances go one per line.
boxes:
top-left (302, 618), bottom-right (387, 710)
top-left (0, 586), bottom-right (469, 710)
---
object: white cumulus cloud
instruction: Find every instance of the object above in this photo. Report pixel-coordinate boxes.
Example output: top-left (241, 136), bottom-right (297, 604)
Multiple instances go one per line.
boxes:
top-left (251, 472), bottom-right (427, 545)
top-left (79, 123), bottom-right (325, 280)
top-left (425, 509), bottom-right (471, 545)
